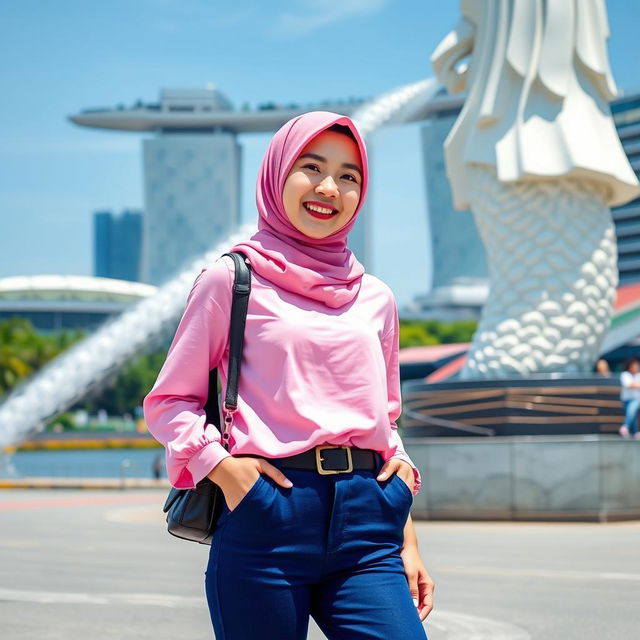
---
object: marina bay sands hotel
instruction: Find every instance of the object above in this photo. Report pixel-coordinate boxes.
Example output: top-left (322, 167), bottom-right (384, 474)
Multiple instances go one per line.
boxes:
top-left (69, 85), bottom-right (640, 319)
top-left (71, 88), bottom-right (375, 285)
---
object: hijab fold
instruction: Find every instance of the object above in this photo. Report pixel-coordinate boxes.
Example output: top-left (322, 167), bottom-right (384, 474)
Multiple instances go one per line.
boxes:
top-left (230, 111), bottom-right (369, 309)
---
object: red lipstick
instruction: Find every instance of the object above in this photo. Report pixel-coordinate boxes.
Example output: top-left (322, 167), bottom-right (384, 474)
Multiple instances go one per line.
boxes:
top-left (302, 201), bottom-right (338, 220)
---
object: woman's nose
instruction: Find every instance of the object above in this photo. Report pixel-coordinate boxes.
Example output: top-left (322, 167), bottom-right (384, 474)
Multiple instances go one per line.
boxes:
top-left (315, 176), bottom-right (339, 197)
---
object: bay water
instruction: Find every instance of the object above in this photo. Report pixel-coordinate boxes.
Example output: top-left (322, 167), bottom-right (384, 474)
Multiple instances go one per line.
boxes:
top-left (7, 448), bottom-right (165, 479)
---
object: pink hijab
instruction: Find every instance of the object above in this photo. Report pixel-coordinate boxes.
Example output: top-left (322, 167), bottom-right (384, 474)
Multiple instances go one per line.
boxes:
top-left (230, 111), bottom-right (369, 309)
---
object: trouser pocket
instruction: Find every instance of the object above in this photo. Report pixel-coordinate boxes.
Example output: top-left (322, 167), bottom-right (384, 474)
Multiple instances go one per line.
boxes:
top-left (217, 473), bottom-right (267, 525)
top-left (335, 472), bottom-right (412, 552)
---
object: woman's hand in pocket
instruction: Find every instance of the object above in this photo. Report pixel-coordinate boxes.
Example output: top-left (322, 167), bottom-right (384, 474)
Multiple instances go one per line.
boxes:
top-left (376, 458), bottom-right (415, 494)
top-left (207, 456), bottom-right (293, 511)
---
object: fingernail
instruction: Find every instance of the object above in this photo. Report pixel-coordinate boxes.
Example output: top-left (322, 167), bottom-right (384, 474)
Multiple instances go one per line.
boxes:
top-left (377, 474), bottom-right (385, 480)
top-left (284, 479), bottom-right (293, 487)
top-left (412, 598), bottom-right (419, 607)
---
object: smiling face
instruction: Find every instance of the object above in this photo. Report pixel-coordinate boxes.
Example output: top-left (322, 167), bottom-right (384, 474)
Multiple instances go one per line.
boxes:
top-left (282, 129), bottom-right (363, 239)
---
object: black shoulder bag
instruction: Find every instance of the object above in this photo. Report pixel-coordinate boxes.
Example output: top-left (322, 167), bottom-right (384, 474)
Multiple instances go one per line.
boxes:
top-left (162, 250), bottom-right (252, 545)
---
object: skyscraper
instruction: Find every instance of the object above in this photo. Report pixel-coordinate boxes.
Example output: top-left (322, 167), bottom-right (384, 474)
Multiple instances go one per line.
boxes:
top-left (93, 209), bottom-right (143, 282)
top-left (420, 99), bottom-right (488, 289)
top-left (410, 91), bottom-right (488, 320)
top-left (611, 91), bottom-right (640, 284)
top-left (141, 129), bottom-right (241, 285)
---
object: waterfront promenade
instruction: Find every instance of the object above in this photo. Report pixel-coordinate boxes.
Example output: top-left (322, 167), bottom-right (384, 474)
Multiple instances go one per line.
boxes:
top-left (0, 488), bottom-right (637, 639)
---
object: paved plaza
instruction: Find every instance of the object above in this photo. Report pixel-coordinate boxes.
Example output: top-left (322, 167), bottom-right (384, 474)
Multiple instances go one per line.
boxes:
top-left (0, 488), bottom-right (638, 639)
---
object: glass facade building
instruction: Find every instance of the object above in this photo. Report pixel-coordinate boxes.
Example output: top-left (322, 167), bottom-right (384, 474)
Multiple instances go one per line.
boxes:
top-left (611, 92), bottom-right (640, 284)
top-left (410, 92), bottom-right (488, 320)
top-left (420, 100), bottom-right (488, 291)
top-left (141, 131), bottom-right (241, 285)
top-left (93, 209), bottom-right (143, 282)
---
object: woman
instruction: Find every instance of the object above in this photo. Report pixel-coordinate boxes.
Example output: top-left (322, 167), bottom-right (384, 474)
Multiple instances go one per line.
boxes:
top-left (143, 111), bottom-right (434, 639)
top-left (619, 357), bottom-right (640, 439)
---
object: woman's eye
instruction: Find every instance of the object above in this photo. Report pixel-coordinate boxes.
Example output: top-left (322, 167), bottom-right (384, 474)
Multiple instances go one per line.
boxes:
top-left (301, 164), bottom-right (358, 184)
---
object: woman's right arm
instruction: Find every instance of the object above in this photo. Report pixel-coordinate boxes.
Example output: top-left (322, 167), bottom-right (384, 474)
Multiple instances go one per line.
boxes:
top-left (143, 261), bottom-right (233, 490)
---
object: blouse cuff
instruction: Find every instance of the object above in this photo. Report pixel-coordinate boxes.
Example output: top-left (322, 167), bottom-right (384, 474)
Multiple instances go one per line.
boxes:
top-left (184, 441), bottom-right (232, 488)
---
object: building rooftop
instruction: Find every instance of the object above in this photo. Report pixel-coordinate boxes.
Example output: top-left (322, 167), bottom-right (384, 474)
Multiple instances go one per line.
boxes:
top-left (68, 85), bottom-right (463, 133)
top-left (69, 86), bottom-right (370, 133)
top-left (0, 274), bottom-right (156, 303)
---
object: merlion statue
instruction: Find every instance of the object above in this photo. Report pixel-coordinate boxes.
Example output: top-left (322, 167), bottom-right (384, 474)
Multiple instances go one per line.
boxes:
top-left (432, 0), bottom-right (640, 379)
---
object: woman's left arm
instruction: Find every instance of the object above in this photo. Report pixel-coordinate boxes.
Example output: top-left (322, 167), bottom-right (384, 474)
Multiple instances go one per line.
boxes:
top-left (377, 459), bottom-right (435, 620)
top-left (378, 292), bottom-right (434, 619)
top-left (401, 512), bottom-right (435, 621)
top-left (377, 458), bottom-right (435, 620)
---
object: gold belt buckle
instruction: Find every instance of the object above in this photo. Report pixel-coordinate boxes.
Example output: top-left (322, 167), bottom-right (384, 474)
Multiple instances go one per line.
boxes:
top-left (315, 445), bottom-right (353, 475)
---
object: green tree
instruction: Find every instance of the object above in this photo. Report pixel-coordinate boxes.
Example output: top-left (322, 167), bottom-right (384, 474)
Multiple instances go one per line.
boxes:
top-left (399, 322), bottom-right (439, 348)
top-left (0, 318), bottom-right (85, 396)
top-left (398, 319), bottom-right (477, 348)
top-left (79, 350), bottom-right (167, 415)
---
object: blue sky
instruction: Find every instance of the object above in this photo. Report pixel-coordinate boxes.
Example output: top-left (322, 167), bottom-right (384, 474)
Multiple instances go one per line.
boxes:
top-left (1, 0), bottom-right (639, 307)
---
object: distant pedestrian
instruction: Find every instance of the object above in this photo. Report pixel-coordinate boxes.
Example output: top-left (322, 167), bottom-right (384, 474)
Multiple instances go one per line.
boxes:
top-left (152, 454), bottom-right (163, 479)
top-left (595, 359), bottom-right (611, 377)
top-left (619, 358), bottom-right (640, 439)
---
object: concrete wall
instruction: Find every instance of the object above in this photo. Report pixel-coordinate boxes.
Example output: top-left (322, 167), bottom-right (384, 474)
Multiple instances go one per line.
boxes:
top-left (405, 436), bottom-right (640, 522)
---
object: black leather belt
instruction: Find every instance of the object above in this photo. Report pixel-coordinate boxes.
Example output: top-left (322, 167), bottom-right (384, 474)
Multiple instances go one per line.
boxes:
top-left (272, 445), bottom-right (381, 475)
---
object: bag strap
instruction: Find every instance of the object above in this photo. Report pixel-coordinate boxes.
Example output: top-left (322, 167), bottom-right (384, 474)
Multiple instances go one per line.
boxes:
top-left (202, 250), bottom-right (252, 451)
top-left (222, 251), bottom-right (252, 413)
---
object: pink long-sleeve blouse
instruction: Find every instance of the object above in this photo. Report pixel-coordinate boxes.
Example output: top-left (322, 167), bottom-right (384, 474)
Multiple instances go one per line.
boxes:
top-left (143, 254), bottom-right (422, 496)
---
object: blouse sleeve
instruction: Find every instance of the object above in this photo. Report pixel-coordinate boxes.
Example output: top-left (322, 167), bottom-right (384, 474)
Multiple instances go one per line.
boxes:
top-left (142, 258), bottom-right (234, 489)
top-left (381, 295), bottom-right (423, 497)
top-left (620, 371), bottom-right (632, 388)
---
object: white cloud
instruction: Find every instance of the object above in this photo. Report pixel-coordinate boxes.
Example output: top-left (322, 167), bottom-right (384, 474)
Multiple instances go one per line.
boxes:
top-left (270, 0), bottom-right (388, 37)
top-left (148, 1), bottom-right (252, 33)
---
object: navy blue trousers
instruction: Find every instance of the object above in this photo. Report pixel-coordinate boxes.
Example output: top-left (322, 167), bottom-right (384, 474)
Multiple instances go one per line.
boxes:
top-left (205, 455), bottom-right (428, 639)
